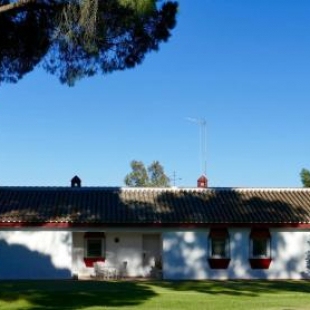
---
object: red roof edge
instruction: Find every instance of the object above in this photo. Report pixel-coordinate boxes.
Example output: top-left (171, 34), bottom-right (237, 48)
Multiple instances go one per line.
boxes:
top-left (0, 222), bottom-right (310, 229)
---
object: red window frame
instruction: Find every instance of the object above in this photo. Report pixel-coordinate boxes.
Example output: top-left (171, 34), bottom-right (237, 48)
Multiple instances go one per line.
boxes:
top-left (208, 228), bottom-right (231, 269)
top-left (83, 232), bottom-right (106, 267)
top-left (249, 229), bottom-right (272, 269)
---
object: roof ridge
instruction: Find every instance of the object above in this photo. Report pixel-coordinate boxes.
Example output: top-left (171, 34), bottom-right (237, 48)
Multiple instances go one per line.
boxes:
top-left (0, 186), bottom-right (309, 192)
top-left (0, 186), bottom-right (121, 190)
top-left (225, 187), bottom-right (310, 192)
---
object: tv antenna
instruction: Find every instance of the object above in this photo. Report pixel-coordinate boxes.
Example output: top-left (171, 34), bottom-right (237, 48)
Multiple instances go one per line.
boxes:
top-left (170, 171), bottom-right (182, 187)
top-left (186, 117), bottom-right (207, 176)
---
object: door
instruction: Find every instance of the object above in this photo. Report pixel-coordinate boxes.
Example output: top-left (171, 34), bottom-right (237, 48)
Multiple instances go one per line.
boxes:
top-left (142, 234), bottom-right (161, 278)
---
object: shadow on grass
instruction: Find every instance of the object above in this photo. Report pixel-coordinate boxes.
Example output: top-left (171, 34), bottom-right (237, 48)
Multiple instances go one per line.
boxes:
top-left (0, 280), bottom-right (309, 309)
top-left (0, 280), bottom-right (157, 309)
top-left (149, 280), bottom-right (310, 297)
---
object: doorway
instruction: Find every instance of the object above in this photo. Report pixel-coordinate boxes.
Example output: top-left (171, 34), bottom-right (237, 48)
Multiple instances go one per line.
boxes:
top-left (142, 234), bottom-right (162, 278)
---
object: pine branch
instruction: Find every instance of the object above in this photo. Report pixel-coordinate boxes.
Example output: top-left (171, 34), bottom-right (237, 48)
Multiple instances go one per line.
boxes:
top-left (0, 0), bottom-right (37, 14)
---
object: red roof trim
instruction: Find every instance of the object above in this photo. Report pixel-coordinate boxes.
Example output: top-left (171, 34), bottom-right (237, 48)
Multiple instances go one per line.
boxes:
top-left (0, 222), bottom-right (310, 229)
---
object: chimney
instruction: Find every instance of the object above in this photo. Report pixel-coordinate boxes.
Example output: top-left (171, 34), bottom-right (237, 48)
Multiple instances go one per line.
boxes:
top-left (197, 175), bottom-right (208, 188)
top-left (71, 175), bottom-right (81, 187)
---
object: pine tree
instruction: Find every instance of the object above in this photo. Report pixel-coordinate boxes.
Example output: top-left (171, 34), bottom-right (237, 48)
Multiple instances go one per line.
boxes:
top-left (0, 0), bottom-right (178, 85)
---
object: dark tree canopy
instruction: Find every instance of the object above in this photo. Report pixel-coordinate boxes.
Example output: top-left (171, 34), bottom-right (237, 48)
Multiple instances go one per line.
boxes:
top-left (0, 0), bottom-right (178, 85)
top-left (124, 160), bottom-right (170, 187)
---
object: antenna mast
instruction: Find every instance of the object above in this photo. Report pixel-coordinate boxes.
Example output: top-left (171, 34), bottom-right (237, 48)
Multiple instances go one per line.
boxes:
top-left (171, 171), bottom-right (182, 186)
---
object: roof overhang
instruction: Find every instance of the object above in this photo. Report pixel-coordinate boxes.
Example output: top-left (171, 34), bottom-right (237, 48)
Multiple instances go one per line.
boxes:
top-left (0, 222), bottom-right (310, 229)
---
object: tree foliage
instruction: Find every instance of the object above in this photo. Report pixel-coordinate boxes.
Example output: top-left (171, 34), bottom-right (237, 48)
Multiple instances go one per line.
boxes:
top-left (300, 168), bottom-right (310, 187)
top-left (0, 0), bottom-right (178, 85)
top-left (148, 160), bottom-right (170, 187)
top-left (124, 160), bottom-right (149, 187)
top-left (124, 160), bottom-right (170, 187)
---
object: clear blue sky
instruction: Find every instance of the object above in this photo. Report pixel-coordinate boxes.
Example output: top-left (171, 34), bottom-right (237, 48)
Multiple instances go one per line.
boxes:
top-left (1, 0), bottom-right (310, 188)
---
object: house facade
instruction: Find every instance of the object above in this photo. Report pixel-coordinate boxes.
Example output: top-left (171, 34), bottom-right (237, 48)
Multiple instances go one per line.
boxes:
top-left (0, 182), bottom-right (309, 280)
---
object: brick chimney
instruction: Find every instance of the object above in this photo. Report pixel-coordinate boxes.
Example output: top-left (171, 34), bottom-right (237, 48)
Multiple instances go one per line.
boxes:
top-left (71, 175), bottom-right (81, 187)
top-left (197, 175), bottom-right (208, 188)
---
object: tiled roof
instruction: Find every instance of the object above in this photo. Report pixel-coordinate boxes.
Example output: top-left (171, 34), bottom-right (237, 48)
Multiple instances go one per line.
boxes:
top-left (0, 187), bottom-right (310, 226)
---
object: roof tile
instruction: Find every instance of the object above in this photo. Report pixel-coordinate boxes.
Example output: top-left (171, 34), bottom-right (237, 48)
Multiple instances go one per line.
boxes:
top-left (0, 187), bottom-right (310, 225)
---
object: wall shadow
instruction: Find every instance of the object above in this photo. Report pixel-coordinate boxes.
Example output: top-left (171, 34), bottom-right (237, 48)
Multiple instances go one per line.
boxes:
top-left (161, 230), bottom-right (208, 280)
top-left (0, 240), bottom-right (71, 279)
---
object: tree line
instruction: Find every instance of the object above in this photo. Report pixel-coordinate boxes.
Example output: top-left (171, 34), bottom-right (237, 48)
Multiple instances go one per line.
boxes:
top-left (124, 162), bottom-right (310, 188)
top-left (124, 160), bottom-right (170, 187)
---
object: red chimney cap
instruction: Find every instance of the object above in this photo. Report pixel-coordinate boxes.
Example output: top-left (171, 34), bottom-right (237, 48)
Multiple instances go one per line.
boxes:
top-left (197, 175), bottom-right (208, 188)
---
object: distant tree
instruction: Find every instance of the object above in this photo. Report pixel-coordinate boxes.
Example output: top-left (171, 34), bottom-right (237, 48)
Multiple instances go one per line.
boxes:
top-left (124, 160), bottom-right (149, 187)
top-left (148, 160), bottom-right (170, 187)
top-left (124, 160), bottom-right (170, 187)
top-left (300, 168), bottom-right (310, 187)
top-left (0, 0), bottom-right (178, 86)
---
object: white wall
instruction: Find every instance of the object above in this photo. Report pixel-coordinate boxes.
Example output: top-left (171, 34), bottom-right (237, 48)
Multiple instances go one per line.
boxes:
top-left (163, 229), bottom-right (310, 280)
top-left (270, 229), bottom-right (310, 279)
top-left (162, 231), bottom-right (209, 280)
top-left (72, 232), bottom-right (88, 277)
top-left (0, 230), bottom-right (72, 279)
top-left (106, 233), bottom-right (144, 277)
top-left (5, 228), bottom-right (305, 280)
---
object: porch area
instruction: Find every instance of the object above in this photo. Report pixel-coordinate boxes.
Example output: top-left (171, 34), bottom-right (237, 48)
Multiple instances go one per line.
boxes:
top-left (72, 232), bottom-right (163, 280)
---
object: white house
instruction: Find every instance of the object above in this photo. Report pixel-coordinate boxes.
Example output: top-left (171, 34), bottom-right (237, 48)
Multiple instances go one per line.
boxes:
top-left (0, 176), bottom-right (309, 280)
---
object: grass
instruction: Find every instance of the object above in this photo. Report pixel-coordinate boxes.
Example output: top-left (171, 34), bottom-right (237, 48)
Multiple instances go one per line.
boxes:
top-left (0, 280), bottom-right (309, 310)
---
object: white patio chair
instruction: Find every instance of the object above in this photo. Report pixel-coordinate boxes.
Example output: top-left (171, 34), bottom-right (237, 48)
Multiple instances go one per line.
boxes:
top-left (94, 262), bottom-right (118, 280)
top-left (105, 266), bottom-right (117, 280)
top-left (118, 261), bottom-right (128, 279)
top-left (94, 262), bottom-right (106, 279)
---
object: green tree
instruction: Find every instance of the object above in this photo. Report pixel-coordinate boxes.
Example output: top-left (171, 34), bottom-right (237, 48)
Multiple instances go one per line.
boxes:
top-left (0, 0), bottom-right (178, 86)
top-left (300, 168), bottom-right (310, 187)
top-left (124, 160), bottom-right (149, 187)
top-left (124, 160), bottom-right (170, 187)
top-left (148, 160), bottom-right (170, 187)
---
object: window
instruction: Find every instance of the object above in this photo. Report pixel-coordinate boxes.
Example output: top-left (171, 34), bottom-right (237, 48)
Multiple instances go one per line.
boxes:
top-left (86, 239), bottom-right (103, 257)
top-left (208, 228), bottom-right (231, 269)
top-left (211, 238), bottom-right (227, 257)
top-left (83, 232), bottom-right (105, 267)
top-left (249, 229), bottom-right (272, 269)
top-left (252, 238), bottom-right (268, 257)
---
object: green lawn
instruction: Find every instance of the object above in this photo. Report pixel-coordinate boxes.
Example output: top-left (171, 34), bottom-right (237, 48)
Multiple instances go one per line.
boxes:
top-left (0, 280), bottom-right (309, 310)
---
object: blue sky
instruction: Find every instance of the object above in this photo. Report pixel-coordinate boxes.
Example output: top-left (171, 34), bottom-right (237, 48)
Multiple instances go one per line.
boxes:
top-left (1, 0), bottom-right (310, 188)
